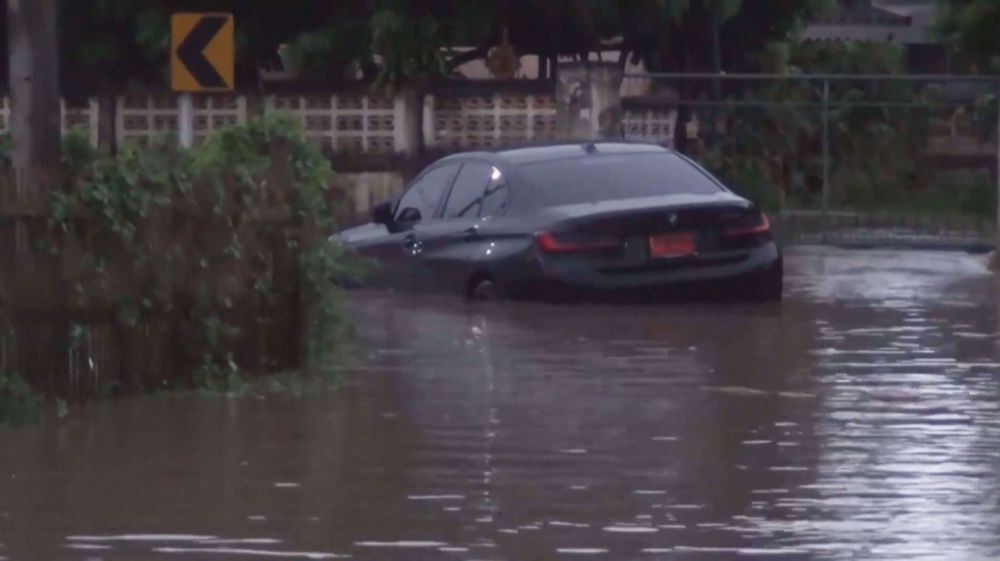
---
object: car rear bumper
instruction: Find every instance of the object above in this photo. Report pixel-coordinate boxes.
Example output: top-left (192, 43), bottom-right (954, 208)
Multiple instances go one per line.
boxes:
top-left (509, 242), bottom-right (782, 302)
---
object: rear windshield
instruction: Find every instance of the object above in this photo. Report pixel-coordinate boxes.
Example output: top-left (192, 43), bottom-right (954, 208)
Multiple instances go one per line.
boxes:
top-left (519, 152), bottom-right (723, 207)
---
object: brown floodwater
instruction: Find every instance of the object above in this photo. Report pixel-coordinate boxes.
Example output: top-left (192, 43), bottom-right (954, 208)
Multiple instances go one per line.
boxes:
top-left (2, 247), bottom-right (1000, 560)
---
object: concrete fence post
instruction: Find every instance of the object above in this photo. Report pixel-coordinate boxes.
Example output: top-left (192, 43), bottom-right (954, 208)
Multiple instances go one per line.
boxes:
top-left (422, 94), bottom-right (436, 152)
top-left (556, 62), bottom-right (624, 141)
top-left (96, 94), bottom-right (115, 155)
top-left (394, 88), bottom-right (421, 158)
top-left (392, 94), bottom-right (406, 152)
top-left (177, 94), bottom-right (194, 148)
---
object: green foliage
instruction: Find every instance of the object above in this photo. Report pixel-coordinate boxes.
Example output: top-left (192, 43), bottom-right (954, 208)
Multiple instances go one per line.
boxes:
top-left (0, 133), bottom-right (11, 164)
top-left (702, 41), bottom-right (946, 212)
top-left (371, 10), bottom-right (447, 93)
top-left (611, 0), bottom-right (834, 74)
top-left (973, 93), bottom-right (998, 142)
top-left (702, 147), bottom-right (784, 210)
top-left (0, 130), bottom-right (95, 171)
top-left (930, 171), bottom-right (997, 219)
top-left (285, 22), bottom-right (374, 82)
top-left (135, 7), bottom-right (171, 61)
top-left (787, 41), bottom-right (906, 74)
top-left (43, 1), bottom-right (836, 93)
top-left (0, 371), bottom-right (41, 427)
top-left (939, 0), bottom-right (1000, 73)
top-left (56, 398), bottom-right (69, 420)
top-left (55, 1), bottom-right (390, 93)
top-left (49, 114), bottom-right (355, 393)
top-left (62, 129), bottom-right (98, 174)
top-left (300, 242), bottom-right (356, 376)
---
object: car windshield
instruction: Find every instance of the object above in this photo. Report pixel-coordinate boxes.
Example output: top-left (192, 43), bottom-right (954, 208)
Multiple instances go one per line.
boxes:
top-left (519, 152), bottom-right (723, 207)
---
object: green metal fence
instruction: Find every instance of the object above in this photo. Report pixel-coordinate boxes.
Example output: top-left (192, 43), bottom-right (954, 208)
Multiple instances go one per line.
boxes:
top-left (621, 73), bottom-right (1000, 250)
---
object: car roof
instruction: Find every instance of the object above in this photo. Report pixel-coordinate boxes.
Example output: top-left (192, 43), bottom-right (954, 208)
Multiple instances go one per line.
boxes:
top-left (436, 142), bottom-right (670, 168)
top-left (431, 142), bottom-right (705, 215)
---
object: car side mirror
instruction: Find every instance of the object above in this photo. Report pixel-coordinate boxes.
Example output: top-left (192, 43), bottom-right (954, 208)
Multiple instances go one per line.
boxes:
top-left (372, 201), bottom-right (394, 226)
top-left (396, 207), bottom-right (422, 223)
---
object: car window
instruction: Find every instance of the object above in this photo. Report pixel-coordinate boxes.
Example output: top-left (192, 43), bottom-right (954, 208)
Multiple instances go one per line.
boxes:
top-left (480, 169), bottom-right (509, 218)
top-left (443, 162), bottom-right (491, 218)
top-left (519, 152), bottom-right (722, 208)
top-left (395, 164), bottom-right (459, 223)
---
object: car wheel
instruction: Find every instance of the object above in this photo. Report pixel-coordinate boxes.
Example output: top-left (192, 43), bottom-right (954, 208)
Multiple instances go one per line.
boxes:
top-left (469, 277), bottom-right (501, 301)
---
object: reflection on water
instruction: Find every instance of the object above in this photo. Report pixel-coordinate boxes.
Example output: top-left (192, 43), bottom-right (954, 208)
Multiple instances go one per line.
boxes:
top-left (1, 247), bottom-right (1000, 560)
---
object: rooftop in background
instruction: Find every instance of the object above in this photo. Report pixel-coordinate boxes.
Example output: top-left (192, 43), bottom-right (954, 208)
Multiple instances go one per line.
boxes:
top-left (802, 0), bottom-right (940, 45)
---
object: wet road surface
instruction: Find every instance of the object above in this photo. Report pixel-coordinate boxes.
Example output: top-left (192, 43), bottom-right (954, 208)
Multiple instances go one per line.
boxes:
top-left (2, 247), bottom-right (1000, 560)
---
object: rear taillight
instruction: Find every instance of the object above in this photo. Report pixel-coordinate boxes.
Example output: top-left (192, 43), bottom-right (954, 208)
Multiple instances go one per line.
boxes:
top-left (721, 212), bottom-right (770, 237)
top-left (536, 231), bottom-right (622, 253)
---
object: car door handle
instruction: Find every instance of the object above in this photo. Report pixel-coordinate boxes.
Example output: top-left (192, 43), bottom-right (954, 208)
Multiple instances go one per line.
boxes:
top-left (403, 234), bottom-right (423, 254)
top-left (462, 227), bottom-right (479, 240)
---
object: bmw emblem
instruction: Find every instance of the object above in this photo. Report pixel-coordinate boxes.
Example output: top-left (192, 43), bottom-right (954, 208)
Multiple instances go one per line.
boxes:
top-left (667, 212), bottom-right (678, 227)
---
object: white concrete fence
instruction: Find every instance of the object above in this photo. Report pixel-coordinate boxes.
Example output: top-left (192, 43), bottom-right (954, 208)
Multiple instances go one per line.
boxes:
top-left (0, 85), bottom-right (684, 157)
top-left (0, 97), bottom-right (101, 147)
top-left (428, 93), bottom-right (558, 149)
top-left (6, 92), bottom-right (574, 154)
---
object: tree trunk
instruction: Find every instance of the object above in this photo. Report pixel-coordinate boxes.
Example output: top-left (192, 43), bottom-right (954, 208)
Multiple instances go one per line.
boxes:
top-left (7, 0), bottom-right (61, 202)
top-left (397, 86), bottom-right (424, 159)
top-left (708, 1), bottom-right (721, 141)
top-left (670, 23), bottom-right (690, 154)
top-left (414, 90), bottom-right (426, 158)
top-left (96, 86), bottom-right (116, 156)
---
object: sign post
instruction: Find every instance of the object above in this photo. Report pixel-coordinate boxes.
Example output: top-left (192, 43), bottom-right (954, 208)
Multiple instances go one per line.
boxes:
top-left (178, 94), bottom-right (194, 148)
top-left (170, 13), bottom-right (235, 147)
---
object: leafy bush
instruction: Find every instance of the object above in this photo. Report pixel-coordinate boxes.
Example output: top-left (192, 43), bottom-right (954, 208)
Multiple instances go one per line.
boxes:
top-left (923, 171), bottom-right (997, 220)
top-left (61, 129), bottom-right (98, 173)
top-left (973, 93), bottom-right (997, 143)
top-left (48, 113), bottom-right (353, 392)
top-left (956, 175), bottom-right (997, 219)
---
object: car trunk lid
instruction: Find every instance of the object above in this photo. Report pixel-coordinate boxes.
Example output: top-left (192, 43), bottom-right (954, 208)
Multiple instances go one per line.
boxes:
top-left (535, 194), bottom-right (767, 269)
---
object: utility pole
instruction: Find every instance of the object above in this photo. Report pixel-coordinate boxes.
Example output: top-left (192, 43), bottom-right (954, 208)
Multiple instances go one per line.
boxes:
top-left (995, 82), bottom-right (1000, 261)
top-left (821, 79), bottom-right (831, 244)
top-left (7, 0), bottom-right (61, 204)
top-left (5, 0), bottom-right (63, 399)
top-left (709, 0), bottom-right (722, 142)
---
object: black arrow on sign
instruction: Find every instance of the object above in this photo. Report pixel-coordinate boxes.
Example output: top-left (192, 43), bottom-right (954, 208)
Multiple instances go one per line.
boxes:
top-left (176, 16), bottom-right (228, 88)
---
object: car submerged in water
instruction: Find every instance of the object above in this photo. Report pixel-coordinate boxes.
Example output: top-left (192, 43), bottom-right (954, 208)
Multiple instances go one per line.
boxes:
top-left (334, 142), bottom-right (782, 303)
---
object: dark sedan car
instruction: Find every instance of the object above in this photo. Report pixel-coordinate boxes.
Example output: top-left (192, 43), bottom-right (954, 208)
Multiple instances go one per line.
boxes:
top-left (335, 142), bottom-right (782, 302)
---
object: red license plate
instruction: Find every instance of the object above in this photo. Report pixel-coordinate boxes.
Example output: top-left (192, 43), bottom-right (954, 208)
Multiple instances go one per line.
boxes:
top-left (648, 232), bottom-right (695, 258)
